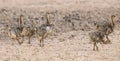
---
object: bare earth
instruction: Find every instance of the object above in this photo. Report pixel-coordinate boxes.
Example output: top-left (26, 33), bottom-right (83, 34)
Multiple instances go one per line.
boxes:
top-left (0, 0), bottom-right (120, 61)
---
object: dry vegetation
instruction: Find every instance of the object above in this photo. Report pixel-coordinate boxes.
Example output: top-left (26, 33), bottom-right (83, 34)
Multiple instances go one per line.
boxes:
top-left (0, 0), bottom-right (120, 61)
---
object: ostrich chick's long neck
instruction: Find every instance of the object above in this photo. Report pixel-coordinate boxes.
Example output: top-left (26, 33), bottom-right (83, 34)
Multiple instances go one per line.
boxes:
top-left (19, 16), bottom-right (23, 28)
top-left (46, 14), bottom-right (51, 25)
top-left (111, 17), bottom-right (115, 28)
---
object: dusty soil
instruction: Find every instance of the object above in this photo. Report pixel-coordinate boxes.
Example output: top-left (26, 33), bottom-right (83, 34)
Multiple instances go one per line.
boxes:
top-left (0, 0), bottom-right (120, 61)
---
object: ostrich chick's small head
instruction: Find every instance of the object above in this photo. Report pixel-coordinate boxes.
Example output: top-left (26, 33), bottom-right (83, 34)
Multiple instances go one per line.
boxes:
top-left (20, 14), bottom-right (24, 18)
top-left (111, 15), bottom-right (116, 19)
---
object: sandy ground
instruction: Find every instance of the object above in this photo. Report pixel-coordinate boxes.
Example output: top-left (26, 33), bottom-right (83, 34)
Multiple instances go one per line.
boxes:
top-left (0, 0), bottom-right (120, 61)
